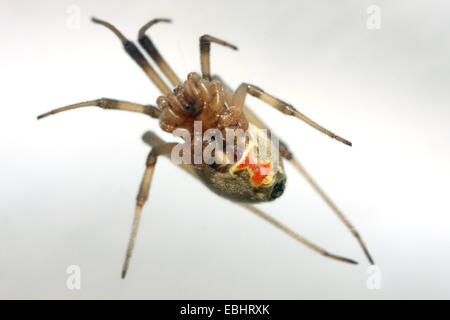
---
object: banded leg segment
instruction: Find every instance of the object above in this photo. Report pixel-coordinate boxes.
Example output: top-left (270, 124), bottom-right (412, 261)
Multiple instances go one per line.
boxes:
top-left (37, 98), bottom-right (161, 119)
top-left (142, 131), bottom-right (358, 266)
top-left (122, 142), bottom-right (178, 278)
top-left (138, 19), bottom-right (182, 87)
top-left (232, 83), bottom-right (352, 146)
top-left (92, 17), bottom-right (171, 95)
top-left (200, 35), bottom-right (237, 80)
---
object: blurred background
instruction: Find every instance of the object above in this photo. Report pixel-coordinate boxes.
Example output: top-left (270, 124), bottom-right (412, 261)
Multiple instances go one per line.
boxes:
top-left (1, 0), bottom-right (449, 299)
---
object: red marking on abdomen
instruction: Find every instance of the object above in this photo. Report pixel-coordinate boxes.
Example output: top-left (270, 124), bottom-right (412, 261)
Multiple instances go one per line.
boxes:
top-left (232, 147), bottom-right (274, 186)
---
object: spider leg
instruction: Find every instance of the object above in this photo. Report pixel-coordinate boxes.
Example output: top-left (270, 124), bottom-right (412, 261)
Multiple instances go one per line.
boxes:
top-left (37, 98), bottom-right (161, 119)
top-left (239, 203), bottom-right (357, 264)
top-left (232, 83), bottom-right (352, 146)
top-left (200, 35), bottom-right (237, 81)
top-left (213, 75), bottom-right (374, 264)
top-left (142, 131), bottom-right (358, 266)
top-left (282, 153), bottom-right (374, 265)
top-left (122, 142), bottom-right (178, 278)
top-left (138, 19), bottom-right (182, 87)
top-left (91, 17), bottom-right (171, 95)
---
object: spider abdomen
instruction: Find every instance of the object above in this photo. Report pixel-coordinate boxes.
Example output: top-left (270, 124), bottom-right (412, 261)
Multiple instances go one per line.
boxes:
top-left (195, 123), bottom-right (287, 202)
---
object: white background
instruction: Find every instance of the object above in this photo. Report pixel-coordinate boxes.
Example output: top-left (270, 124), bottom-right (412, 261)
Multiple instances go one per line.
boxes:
top-left (1, 0), bottom-right (449, 299)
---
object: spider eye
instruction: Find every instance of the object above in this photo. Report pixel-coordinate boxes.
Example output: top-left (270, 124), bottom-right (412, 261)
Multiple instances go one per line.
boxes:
top-left (271, 181), bottom-right (285, 199)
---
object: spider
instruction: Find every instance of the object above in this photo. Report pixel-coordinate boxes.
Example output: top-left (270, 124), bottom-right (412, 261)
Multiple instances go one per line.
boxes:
top-left (38, 17), bottom-right (374, 278)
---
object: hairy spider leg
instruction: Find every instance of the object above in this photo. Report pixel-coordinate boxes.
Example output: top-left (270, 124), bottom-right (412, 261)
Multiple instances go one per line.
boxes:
top-left (92, 17), bottom-right (171, 94)
top-left (37, 98), bottom-right (160, 120)
top-left (138, 18), bottom-right (182, 87)
top-left (232, 84), bottom-right (352, 146)
top-left (122, 142), bottom-right (178, 278)
top-left (200, 34), bottom-right (238, 81)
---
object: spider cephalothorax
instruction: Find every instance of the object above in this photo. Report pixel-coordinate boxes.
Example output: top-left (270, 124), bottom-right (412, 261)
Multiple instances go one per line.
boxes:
top-left (157, 72), bottom-right (248, 135)
top-left (38, 17), bottom-right (374, 279)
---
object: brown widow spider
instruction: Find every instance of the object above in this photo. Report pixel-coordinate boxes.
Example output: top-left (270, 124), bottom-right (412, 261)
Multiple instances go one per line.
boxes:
top-left (38, 17), bottom-right (374, 278)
